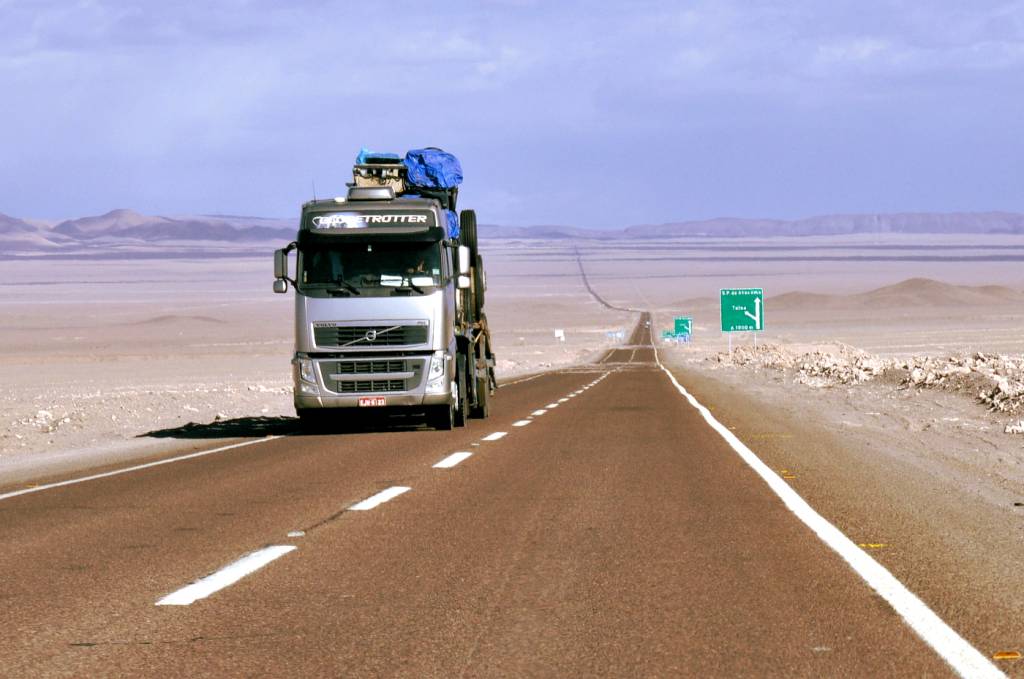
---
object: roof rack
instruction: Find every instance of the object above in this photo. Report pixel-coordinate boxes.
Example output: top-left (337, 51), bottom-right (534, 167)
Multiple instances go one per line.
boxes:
top-left (352, 161), bottom-right (406, 194)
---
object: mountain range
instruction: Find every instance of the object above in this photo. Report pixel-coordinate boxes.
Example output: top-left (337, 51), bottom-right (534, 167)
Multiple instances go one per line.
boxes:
top-left (0, 209), bottom-right (296, 254)
top-left (4, 209), bottom-right (1024, 256)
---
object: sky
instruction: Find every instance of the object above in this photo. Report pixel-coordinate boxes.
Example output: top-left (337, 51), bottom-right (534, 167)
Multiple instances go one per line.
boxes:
top-left (1, 0), bottom-right (1023, 228)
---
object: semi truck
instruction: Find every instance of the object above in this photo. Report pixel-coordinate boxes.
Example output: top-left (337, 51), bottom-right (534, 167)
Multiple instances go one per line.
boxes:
top-left (272, 148), bottom-right (495, 430)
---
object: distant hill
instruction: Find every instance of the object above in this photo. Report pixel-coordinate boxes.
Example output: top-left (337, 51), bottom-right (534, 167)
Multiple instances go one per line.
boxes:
top-left (0, 212), bottom-right (73, 251)
top-left (51, 209), bottom-right (295, 243)
top-left (767, 278), bottom-right (1024, 312)
top-left (853, 277), bottom-right (1024, 307)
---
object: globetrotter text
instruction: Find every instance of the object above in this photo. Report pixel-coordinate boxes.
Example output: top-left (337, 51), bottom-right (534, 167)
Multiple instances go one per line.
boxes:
top-left (312, 213), bottom-right (430, 229)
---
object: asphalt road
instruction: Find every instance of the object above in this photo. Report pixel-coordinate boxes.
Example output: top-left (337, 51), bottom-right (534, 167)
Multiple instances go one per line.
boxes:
top-left (0, 315), bottom-right (999, 677)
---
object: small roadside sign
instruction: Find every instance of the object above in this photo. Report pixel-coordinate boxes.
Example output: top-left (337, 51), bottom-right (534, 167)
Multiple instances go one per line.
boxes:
top-left (674, 316), bottom-right (692, 336)
top-left (720, 288), bottom-right (764, 332)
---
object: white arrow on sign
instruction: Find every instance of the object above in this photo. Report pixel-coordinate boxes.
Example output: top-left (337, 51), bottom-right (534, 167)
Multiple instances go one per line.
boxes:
top-left (743, 297), bottom-right (762, 330)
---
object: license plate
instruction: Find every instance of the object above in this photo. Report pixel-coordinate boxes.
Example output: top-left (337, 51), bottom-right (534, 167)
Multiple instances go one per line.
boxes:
top-left (358, 397), bottom-right (386, 407)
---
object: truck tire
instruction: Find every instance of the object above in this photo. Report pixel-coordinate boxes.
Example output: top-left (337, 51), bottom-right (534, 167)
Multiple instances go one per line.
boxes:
top-left (296, 409), bottom-right (320, 430)
top-left (454, 353), bottom-right (469, 427)
top-left (473, 254), bottom-right (485, 317)
top-left (471, 374), bottom-right (490, 419)
top-left (430, 403), bottom-right (454, 431)
top-left (460, 209), bottom-right (477, 254)
top-left (470, 338), bottom-right (492, 419)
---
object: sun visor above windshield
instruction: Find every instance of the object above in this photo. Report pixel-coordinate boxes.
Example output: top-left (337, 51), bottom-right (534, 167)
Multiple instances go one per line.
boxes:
top-left (298, 225), bottom-right (445, 245)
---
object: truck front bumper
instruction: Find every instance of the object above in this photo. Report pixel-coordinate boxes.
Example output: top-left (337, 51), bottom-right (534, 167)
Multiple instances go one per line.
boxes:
top-left (293, 352), bottom-right (453, 411)
top-left (295, 392), bottom-right (452, 409)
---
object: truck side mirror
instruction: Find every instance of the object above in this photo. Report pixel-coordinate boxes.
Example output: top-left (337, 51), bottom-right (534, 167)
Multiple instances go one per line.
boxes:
top-left (274, 248), bottom-right (288, 279)
top-left (457, 275), bottom-right (471, 289)
top-left (273, 279), bottom-right (288, 294)
top-left (457, 245), bottom-right (471, 275)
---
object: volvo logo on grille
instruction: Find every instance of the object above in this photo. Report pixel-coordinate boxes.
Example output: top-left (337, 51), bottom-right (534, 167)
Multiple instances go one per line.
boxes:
top-left (365, 330), bottom-right (378, 342)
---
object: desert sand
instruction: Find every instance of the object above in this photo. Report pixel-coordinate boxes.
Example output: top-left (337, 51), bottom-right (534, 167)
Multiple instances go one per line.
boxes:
top-left (3, 232), bottom-right (1024, 496)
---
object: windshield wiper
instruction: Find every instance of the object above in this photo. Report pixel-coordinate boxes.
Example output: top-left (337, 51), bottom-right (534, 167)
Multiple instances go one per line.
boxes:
top-left (326, 275), bottom-right (360, 296)
top-left (394, 277), bottom-right (425, 295)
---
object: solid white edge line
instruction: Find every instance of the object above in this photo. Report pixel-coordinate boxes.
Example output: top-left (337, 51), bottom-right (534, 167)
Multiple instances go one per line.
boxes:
top-left (652, 348), bottom-right (1003, 679)
top-left (156, 545), bottom-right (296, 606)
top-left (482, 431), bottom-right (507, 441)
top-left (433, 452), bottom-right (473, 469)
top-left (348, 485), bottom-right (411, 511)
top-left (0, 436), bottom-right (284, 503)
top-left (512, 420), bottom-right (532, 427)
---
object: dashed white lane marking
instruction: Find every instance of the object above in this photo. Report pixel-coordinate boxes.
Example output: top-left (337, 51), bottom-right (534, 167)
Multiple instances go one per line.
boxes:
top-left (156, 545), bottom-right (296, 606)
top-left (531, 409), bottom-right (547, 416)
top-left (498, 373), bottom-right (547, 387)
top-left (558, 398), bottom-right (569, 403)
top-left (433, 452), bottom-right (473, 469)
top-left (546, 403), bottom-right (559, 408)
top-left (512, 420), bottom-right (532, 427)
top-left (0, 436), bottom-right (284, 503)
top-left (482, 431), bottom-right (507, 441)
top-left (348, 486), bottom-right (411, 511)
top-left (653, 348), bottom-right (1003, 679)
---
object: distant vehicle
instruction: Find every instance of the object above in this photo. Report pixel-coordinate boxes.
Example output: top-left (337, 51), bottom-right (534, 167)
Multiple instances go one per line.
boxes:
top-left (273, 148), bottom-right (495, 430)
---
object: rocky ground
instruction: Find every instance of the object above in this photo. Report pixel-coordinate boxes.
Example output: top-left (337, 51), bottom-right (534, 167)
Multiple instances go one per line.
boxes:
top-left (697, 343), bottom-right (1024, 433)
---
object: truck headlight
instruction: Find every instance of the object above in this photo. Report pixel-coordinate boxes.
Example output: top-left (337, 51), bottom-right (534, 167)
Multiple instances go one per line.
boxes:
top-left (298, 357), bottom-right (316, 384)
top-left (425, 351), bottom-right (448, 394)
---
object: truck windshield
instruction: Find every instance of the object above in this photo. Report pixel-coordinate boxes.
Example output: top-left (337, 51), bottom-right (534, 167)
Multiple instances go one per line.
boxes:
top-left (298, 241), bottom-right (443, 296)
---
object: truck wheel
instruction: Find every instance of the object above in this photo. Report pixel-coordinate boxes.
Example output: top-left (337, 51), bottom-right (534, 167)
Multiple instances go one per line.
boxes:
top-left (430, 404), bottom-right (454, 431)
top-left (460, 209), bottom-right (477, 254)
top-left (454, 353), bottom-right (469, 427)
top-left (473, 254), bottom-right (486, 317)
top-left (470, 374), bottom-right (490, 419)
top-left (296, 409), bottom-right (315, 429)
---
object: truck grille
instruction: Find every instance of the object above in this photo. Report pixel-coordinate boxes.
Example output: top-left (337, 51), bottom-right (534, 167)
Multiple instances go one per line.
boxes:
top-left (314, 324), bottom-right (429, 348)
top-left (319, 358), bottom-right (425, 395)
top-left (334, 360), bottom-right (407, 374)
top-left (337, 380), bottom-right (406, 393)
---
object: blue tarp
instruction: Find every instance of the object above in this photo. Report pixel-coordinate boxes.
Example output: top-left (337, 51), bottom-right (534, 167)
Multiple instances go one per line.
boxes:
top-left (445, 210), bottom-right (460, 239)
top-left (355, 148), bottom-right (401, 164)
top-left (396, 199), bottom-right (459, 238)
top-left (404, 148), bottom-right (463, 189)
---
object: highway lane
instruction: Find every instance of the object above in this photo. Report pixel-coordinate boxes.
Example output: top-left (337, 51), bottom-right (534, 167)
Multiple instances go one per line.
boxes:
top-left (0, 314), bottom-right (998, 676)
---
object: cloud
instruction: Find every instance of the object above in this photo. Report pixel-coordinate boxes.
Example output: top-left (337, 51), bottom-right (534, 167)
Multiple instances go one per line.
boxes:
top-left (1, 0), bottom-right (1023, 224)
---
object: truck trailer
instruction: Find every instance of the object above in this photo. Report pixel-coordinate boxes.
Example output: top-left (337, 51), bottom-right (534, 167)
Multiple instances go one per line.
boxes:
top-left (272, 148), bottom-right (495, 430)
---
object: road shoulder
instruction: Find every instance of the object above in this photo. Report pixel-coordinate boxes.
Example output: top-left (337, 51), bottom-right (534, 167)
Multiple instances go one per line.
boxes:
top-left (661, 357), bottom-right (1024, 668)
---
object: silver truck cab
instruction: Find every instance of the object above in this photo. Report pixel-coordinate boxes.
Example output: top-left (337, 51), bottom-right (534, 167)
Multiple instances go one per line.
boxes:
top-left (275, 187), bottom-right (465, 427)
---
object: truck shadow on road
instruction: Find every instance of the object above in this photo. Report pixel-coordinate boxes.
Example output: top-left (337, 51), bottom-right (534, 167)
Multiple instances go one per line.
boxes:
top-left (139, 415), bottom-right (434, 439)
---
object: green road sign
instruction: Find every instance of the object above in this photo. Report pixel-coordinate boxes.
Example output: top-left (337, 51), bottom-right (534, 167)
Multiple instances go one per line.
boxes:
top-left (720, 288), bottom-right (764, 332)
top-left (674, 316), bottom-right (692, 336)
top-left (661, 330), bottom-right (673, 339)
